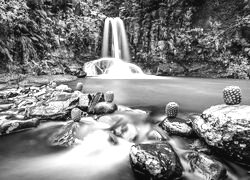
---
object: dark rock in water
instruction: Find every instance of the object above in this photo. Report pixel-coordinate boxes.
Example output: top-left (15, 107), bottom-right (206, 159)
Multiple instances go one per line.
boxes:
top-left (186, 152), bottom-right (227, 180)
top-left (191, 104), bottom-right (250, 164)
top-left (0, 118), bottom-right (39, 135)
top-left (64, 64), bottom-right (86, 78)
top-left (48, 121), bottom-right (80, 147)
top-left (88, 92), bottom-right (104, 114)
top-left (159, 117), bottom-right (194, 137)
top-left (130, 142), bottom-right (183, 180)
top-left (76, 70), bottom-right (87, 78)
top-left (93, 102), bottom-right (117, 115)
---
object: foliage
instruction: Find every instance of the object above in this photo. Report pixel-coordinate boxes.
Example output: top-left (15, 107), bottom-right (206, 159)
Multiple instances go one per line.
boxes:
top-left (0, 0), bottom-right (249, 79)
top-left (117, 0), bottom-right (250, 78)
top-left (0, 0), bottom-right (104, 75)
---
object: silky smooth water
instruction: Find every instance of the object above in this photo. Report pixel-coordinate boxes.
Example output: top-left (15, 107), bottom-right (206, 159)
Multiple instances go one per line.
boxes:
top-left (0, 77), bottom-right (250, 180)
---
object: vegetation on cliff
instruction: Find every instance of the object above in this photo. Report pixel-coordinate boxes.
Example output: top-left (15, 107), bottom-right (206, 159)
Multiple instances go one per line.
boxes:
top-left (0, 0), bottom-right (250, 79)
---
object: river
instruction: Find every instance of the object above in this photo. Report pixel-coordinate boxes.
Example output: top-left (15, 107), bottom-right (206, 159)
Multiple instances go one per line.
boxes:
top-left (0, 76), bottom-right (249, 180)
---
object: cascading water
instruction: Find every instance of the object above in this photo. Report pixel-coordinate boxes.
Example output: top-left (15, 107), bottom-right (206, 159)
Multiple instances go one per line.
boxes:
top-left (84, 17), bottom-right (144, 77)
top-left (102, 17), bottom-right (130, 62)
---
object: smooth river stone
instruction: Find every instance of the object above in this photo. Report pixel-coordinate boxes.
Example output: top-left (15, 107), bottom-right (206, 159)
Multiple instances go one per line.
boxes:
top-left (192, 104), bottom-right (250, 164)
top-left (160, 117), bottom-right (194, 137)
top-left (93, 102), bottom-right (117, 115)
top-left (130, 142), bottom-right (183, 180)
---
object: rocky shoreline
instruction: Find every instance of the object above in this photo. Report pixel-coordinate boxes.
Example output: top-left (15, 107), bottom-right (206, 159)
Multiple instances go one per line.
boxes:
top-left (0, 81), bottom-right (249, 180)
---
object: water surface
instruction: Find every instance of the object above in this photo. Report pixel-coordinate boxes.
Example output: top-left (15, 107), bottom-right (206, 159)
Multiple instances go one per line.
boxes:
top-left (0, 76), bottom-right (250, 180)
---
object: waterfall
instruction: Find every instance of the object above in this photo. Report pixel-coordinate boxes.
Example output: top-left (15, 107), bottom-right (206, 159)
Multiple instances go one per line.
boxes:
top-left (101, 17), bottom-right (130, 62)
top-left (84, 17), bottom-right (144, 77)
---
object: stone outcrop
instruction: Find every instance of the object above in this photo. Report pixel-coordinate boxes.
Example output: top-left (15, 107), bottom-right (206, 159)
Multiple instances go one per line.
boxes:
top-left (129, 142), bottom-right (183, 180)
top-left (191, 104), bottom-right (250, 164)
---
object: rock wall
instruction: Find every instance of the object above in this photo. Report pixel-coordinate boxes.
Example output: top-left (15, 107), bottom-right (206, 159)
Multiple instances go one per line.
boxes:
top-left (100, 0), bottom-right (250, 78)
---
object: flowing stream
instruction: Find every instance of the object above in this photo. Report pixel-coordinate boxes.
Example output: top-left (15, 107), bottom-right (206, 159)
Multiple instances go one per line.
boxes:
top-left (0, 76), bottom-right (250, 180)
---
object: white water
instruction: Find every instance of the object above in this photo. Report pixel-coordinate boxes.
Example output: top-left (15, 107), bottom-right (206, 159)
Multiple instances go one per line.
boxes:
top-left (84, 17), bottom-right (143, 77)
top-left (102, 17), bottom-right (130, 62)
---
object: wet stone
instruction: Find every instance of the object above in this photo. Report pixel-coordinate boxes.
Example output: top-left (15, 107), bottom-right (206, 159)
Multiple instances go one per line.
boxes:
top-left (147, 127), bottom-right (169, 141)
top-left (186, 152), bottom-right (227, 180)
top-left (130, 142), bottom-right (183, 180)
top-left (113, 123), bottom-right (138, 142)
top-left (48, 121), bottom-right (80, 147)
top-left (191, 104), bottom-right (250, 164)
top-left (29, 95), bottom-right (79, 120)
top-left (0, 118), bottom-right (39, 135)
top-left (93, 102), bottom-right (117, 115)
top-left (88, 92), bottom-right (104, 114)
top-left (159, 117), bottom-right (194, 137)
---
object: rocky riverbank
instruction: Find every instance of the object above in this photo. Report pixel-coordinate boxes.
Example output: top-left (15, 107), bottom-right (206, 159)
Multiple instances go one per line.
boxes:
top-left (0, 81), bottom-right (249, 180)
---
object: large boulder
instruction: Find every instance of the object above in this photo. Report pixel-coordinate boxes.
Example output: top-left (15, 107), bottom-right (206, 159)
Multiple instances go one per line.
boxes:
top-left (129, 142), bottom-right (183, 180)
top-left (191, 104), bottom-right (250, 164)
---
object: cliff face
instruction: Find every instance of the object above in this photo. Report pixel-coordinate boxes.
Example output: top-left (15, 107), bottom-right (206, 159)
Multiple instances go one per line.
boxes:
top-left (101, 0), bottom-right (250, 78)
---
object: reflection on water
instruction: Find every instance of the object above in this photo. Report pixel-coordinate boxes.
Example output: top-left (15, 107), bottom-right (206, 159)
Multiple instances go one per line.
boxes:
top-left (0, 77), bottom-right (250, 180)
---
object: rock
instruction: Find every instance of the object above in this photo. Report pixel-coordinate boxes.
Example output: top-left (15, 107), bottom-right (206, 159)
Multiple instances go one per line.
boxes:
top-left (186, 152), bottom-right (227, 180)
top-left (113, 123), bottom-right (138, 142)
top-left (76, 70), bottom-right (87, 78)
top-left (93, 102), bottom-right (117, 115)
top-left (65, 64), bottom-right (86, 78)
top-left (30, 95), bottom-right (79, 120)
top-left (88, 92), bottom-right (104, 113)
top-left (48, 121), bottom-right (80, 147)
top-left (147, 129), bottom-right (163, 141)
top-left (188, 139), bottom-right (211, 155)
top-left (147, 127), bottom-right (169, 141)
top-left (191, 104), bottom-right (250, 164)
top-left (71, 91), bottom-right (90, 111)
top-left (55, 84), bottom-right (72, 92)
top-left (130, 142), bottom-right (183, 180)
top-left (75, 82), bottom-right (83, 91)
top-left (159, 117), bottom-right (194, 137)
top-left (0, 88), bottom-right (20, 99)
top-left (0, 118), bottom-right (39, 135)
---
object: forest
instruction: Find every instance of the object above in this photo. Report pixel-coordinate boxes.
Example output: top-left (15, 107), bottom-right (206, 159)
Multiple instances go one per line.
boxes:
top-left (0, 0), bottom-right (250, 79)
